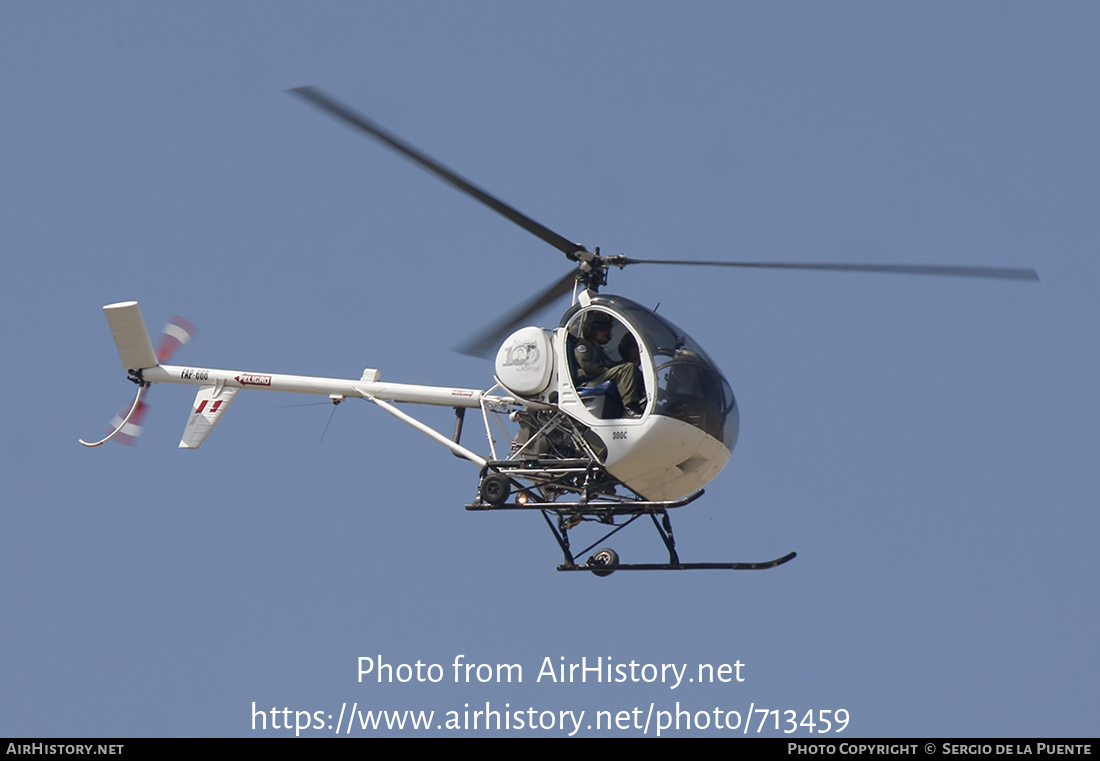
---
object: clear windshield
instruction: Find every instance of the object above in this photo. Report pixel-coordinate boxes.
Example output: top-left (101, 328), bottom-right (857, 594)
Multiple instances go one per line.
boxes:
top-left (561, 295), bottom-right (738, 450)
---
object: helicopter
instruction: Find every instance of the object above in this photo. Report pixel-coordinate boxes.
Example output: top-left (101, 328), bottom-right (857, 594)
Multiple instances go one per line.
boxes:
top-left (81, 86), bottom-right (1040, 576)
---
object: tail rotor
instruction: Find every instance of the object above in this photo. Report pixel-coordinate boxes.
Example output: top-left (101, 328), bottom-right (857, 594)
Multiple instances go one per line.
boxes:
top-left (80, 311), bottom-right (196, 447)
top-left (156, 315), bottom-right (196, 363)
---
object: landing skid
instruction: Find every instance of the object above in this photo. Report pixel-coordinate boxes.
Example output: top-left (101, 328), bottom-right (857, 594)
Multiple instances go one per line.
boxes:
top-left (557, 553), bottom-right (798, 573)
top-left (544, 510), bottom-right (796, 576)
top-left (468, 465), bottom-right (797, 576)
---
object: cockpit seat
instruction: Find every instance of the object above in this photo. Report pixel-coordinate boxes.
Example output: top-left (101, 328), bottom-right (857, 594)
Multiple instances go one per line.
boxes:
top-left (577, 380), bottom-right (614, 399)
top-left (577, 381), bottom-right (621, 418)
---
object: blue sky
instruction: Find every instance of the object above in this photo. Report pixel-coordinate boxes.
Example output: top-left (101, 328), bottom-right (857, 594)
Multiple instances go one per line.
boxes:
top-left (2, 2), bottom-right (1096, 737)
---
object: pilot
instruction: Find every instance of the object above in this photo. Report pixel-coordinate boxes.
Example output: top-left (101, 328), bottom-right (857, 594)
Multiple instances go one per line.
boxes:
top-left (618, 331), bottom-right (641, 368)
top-left (574, 313), bottom-right (645, 417)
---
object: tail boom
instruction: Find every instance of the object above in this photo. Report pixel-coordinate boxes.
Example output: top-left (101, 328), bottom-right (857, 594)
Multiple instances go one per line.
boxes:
top-left (89, 302), bottom-right (508, 453)
top-left (144, 364), bottom-right (490, 408)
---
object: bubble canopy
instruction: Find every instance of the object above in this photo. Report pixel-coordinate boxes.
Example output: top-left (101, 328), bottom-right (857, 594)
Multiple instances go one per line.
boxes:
top-left (560, 294), bottom-right (738, 452)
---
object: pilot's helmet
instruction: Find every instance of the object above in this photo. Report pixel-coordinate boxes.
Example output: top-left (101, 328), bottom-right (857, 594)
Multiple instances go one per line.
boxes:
top-left (583, 313), bottom-right (613, 340)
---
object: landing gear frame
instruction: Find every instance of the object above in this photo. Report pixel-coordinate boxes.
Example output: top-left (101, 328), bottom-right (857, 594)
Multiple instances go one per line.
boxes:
top-left (468, 462), bottom-right (796, 576)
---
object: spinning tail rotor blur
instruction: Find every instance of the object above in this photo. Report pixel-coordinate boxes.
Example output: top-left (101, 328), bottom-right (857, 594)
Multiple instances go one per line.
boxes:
top-left (79, 314), bottom-right (196, 447)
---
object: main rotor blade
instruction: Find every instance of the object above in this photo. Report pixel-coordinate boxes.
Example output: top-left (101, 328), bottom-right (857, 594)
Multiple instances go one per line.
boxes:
top-left (619, 259), bottom-right (1040, 282)
top-left (455, 270), bottom-right (578, 358)
top-left (289, 86), bottom-right (585, 259)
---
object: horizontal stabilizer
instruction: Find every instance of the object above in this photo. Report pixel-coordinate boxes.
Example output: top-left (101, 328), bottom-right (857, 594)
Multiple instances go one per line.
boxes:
top-left (179, 385), bottom-right (240, 449)
top-left (104, 301), bottom-right (158, 372)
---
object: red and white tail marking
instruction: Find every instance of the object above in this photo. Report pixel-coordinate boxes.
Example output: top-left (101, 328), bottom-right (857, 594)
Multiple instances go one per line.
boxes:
top-left (194, 399), bottom-right (226, 414)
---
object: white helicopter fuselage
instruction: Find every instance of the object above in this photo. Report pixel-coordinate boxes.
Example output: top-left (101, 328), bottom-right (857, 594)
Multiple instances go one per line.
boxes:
top-left (494, 293), bottom-right (739, 502)
top-left (94, 298), bottom-right (738, 502)
top-left (585, 414), bottom-right (732, 502)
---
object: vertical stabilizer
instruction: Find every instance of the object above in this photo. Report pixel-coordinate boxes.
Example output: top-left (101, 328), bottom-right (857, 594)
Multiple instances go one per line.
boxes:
top-left (103, 301), bottom-right (159, 372)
